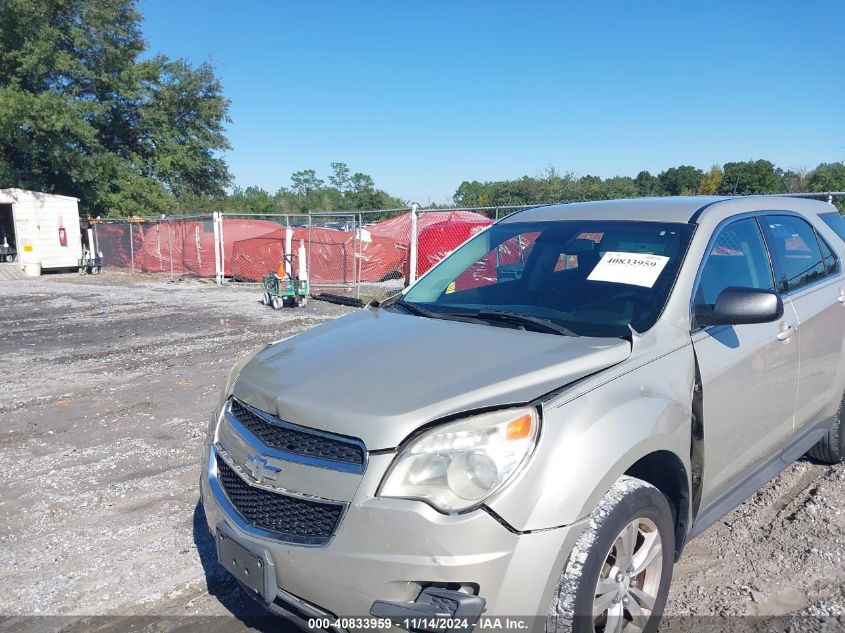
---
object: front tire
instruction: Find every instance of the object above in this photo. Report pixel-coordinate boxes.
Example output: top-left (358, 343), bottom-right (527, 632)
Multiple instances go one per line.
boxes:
top-left (547, 476), bottom-right (675, 633)
top-left (807, 395), bottom-right (845, 464)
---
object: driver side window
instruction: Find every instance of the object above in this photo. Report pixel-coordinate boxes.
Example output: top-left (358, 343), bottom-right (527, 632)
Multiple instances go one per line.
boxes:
top-left (696, 218), bottom-right (775, 306)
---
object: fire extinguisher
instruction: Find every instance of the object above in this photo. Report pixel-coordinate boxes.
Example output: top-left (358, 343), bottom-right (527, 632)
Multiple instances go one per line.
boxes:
top-left (58, 226), bottom-right (67, 246)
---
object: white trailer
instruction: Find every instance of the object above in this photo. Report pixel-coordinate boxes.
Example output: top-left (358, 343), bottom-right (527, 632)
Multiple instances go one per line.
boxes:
top-left (0, 188), bottom-right (83, 276)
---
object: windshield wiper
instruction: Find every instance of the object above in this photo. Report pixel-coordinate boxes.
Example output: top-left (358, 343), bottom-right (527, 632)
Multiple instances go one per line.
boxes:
top-left (394, 300), bottom-right (578, 335)
top-left (394, 297), bottom-right (436, 317)
top-left (472, 310), bottom-right (580, 336)
top-left (394, 299), bottom-right (486, 325)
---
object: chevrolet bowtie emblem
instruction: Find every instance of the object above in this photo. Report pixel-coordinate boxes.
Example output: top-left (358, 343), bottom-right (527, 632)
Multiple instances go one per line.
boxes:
top-left (244, 454), bottom-right (281, 482)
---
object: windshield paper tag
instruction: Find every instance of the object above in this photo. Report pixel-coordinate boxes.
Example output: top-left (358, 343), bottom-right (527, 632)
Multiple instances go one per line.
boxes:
top-left (587, 252), bottom-right (670, 288)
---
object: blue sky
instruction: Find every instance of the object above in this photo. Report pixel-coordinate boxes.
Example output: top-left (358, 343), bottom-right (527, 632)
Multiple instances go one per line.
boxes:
top-left (140, 1), bottom-right (845, 204)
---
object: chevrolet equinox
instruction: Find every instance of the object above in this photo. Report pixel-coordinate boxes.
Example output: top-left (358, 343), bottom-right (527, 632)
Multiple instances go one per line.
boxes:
top-left (200, 196), bottom-right (845, 633)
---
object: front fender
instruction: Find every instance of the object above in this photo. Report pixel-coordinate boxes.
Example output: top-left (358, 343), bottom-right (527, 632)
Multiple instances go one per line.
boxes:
top-left (486, 344), bottom-right (695, 532)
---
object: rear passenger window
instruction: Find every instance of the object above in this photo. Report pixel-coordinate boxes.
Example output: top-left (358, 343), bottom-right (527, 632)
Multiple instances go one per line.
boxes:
top-left (696, 218), bottom-right (774, 305)
top-left (762, 216), bottom-right (827, 293)
top-left (819, 212), bottom-right (845, 244)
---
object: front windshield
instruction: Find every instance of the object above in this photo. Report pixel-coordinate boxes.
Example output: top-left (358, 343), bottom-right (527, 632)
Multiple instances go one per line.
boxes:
top-left (401, 220), bottom-right (695, 337)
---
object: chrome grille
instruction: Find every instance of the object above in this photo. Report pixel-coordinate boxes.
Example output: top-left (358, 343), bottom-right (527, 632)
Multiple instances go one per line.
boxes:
top-left (229, 399), bottom-right (365, 468)
top-left (215, 454), bottom-right (343, 543)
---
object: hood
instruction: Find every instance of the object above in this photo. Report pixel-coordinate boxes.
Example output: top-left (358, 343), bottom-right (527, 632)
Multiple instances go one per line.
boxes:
top-left (232, 308), bottom-right (631, 449)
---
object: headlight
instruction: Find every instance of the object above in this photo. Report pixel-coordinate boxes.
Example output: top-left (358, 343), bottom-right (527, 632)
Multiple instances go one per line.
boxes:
top-left (378, 407), bottom-right (540, 513)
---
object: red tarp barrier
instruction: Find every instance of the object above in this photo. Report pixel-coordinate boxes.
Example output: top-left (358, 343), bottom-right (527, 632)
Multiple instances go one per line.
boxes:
top-left (97, 218), bottom-right (279, 275)
top-left (415, 218), bottom-right (492, 276)
top-left (96, 224), bottom-right (143, 268)
top-left (367, 210), bottom-right (490, 245)
top-left (98, 212), bottom-right (497, 283)
top-left (231, 227), bottom-right (407, 284)
top-left (135, 219), bottom-right (279, 276)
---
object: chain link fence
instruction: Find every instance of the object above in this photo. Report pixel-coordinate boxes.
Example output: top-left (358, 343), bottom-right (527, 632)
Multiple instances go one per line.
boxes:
top-left (72, 194), bottom-right (845, 302)
top-left (87, 204), bottom-right (540, 300)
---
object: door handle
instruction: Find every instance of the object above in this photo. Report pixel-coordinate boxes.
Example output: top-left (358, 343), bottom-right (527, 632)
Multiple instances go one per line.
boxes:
top-left (837, 289), bottom-right (845, 304)
top-left (777, 323), bottom-right (794, 341)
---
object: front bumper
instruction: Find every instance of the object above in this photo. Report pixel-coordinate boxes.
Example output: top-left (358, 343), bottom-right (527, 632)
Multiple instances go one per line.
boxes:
top-left (201, 444), bottom-right (583, 621)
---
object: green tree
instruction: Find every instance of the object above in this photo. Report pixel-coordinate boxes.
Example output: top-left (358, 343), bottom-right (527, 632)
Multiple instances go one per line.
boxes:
top-left (290, 169), bottom-right (324, 196)
top-left (350, 172), bottom-right (375, 194)
top-left (634, 171), bottom-right (663, 197)
top-left (699, 165), bottom-right (724, 195)
top-left (328, 162), bottom-right (351, 191)
top-left (227, 186), bottom-right (276, 212)
top-left (658, 165), bottom-right (703, 196)
top-left (602, 176), bottom-right (638, 199)
top-left (807, 163), bottom-right (845, 192)
top-left (719, 160), bottom-right (784, 195)
top-left (140, 59), bottom-right (230, 198)
top-left (0, 0), bottom-right (231, 216)
top-left (780, 168), bottom-right (809, 193)
top-left (453, 180), bottom-right (490, 207)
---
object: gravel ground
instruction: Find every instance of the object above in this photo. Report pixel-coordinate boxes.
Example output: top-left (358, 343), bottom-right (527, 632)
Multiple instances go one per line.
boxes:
top-left (0, 270), bottom-right (843, 630)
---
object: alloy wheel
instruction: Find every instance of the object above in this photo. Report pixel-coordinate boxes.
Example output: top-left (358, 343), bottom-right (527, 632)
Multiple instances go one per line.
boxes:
top-left (592, 517), bottom-right (663, 633)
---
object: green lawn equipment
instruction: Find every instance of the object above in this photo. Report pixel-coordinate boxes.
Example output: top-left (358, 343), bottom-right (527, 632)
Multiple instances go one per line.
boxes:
top-left (261, 229), bottom-right (309, 309)
top-left (261, 273), bottom-right (309, 309)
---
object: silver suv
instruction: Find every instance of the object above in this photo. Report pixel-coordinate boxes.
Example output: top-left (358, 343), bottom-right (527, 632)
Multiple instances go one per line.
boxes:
top-left (200, 196), bottom-right (845, 633)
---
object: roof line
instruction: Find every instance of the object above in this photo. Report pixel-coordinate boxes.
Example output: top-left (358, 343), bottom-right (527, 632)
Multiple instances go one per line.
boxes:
top-left (687, 191), bottom-right (845, 224)
top-left (688, 197), bottom-right (736, 224)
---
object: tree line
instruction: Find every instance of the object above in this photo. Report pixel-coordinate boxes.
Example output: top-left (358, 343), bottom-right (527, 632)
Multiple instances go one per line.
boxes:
top-left (174, 162), bottom-right (405, 216)
top-left (189, 159), bottom-right (845, 217)
top-left (453, 161), bottom-right (845, 209)
top-left (1, 1), bottom-right (842, 217)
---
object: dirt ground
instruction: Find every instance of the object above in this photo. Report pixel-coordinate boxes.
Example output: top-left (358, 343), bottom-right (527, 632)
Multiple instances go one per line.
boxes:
top-left (1, 271), bottom-right (843, 630)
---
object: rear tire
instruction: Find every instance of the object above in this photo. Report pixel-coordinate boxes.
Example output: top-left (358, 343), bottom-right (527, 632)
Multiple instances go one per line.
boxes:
top-left (807, 395), bottom-right (845, 464)
top-left (261, 292), bottom-right (271, 306)
top-left (547, 476), bottom-right (675, 633)
top-left (271, 296), bottom-right (282, 310)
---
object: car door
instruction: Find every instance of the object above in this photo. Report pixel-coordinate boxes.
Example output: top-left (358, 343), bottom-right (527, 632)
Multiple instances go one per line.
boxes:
top-left (691, 216), bottom-right (799, 508)
top-left (760, 214), bottom-right (845, 431)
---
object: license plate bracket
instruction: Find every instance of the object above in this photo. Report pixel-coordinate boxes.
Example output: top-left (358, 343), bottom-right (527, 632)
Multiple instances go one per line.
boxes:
top-left (216, 529), bottom-right (267, 599)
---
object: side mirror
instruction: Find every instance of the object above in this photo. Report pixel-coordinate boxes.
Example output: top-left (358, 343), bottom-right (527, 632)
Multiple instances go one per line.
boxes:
top-left (694, 286), bottom-right (783, 327)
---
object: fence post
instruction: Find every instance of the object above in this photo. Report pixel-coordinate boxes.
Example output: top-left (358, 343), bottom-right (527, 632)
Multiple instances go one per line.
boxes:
top-left (166, 218), bottom-right (174, 278)
top-left (129, 221), bottom-right (135, 272)
top-left (408, 202), bottom-right (419, 285)
top-left (307, 211), bottom-right (312, 290)
top-left (212, 211), bottom-right (222, 286)
top-left (356, 212), bottom-right (363, 299)
top-left (218, 213), bottom-right (225, 284)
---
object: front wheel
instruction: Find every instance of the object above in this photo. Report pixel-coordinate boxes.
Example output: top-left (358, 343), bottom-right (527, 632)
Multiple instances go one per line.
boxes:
top-left (547, 476), bottom-right (675, 633)
top-left (271, 296), bottom-right (282, 310)
top-left (807, 394), bottom-right (844, 464)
